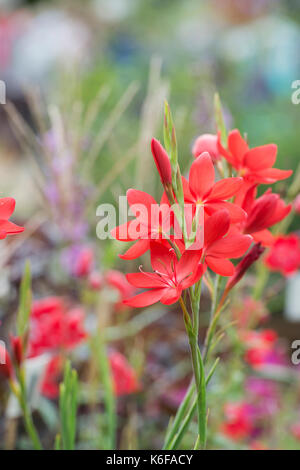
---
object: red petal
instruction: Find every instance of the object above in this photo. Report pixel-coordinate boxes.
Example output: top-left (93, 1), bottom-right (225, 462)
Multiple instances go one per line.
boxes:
top-left (204, 210), bottom-right (230, 247)
top-left (123, 288), bottom-right (165, 308)
top-left (160, 287), bottom-right (182, 305)
top-left (244, 144), bottom-right (277, 171)
top-left (176, 249), bottom-right (202, 284)
top-left (127, 189), bottom-right (157, 225)
top-left (0, 220), bottom-right (24, 235)
top-left (126, 272), bottom-right (164, 288)
top-left (227, 130), bottom-right (249, 167)
top-left (189, 152), bottom-right (215, 200)
top-left (252, 229), bottom-right (274, 246)
top-left (206, 257), bottom-right (235, 276)
top-left (119, 239), bottom-right (150, 260)
top-left (208, 234), bottom-right (252, 258)
top-left (207, 177), bottom-right (243, 200)
top-left (254, 168), bottom-right (293, 183)
top-left (0, 198), bottom-right (16, 219)
top-left (206, 201), bottom-right (246, 223)
top-left (181, 263), bottom-right (205, 288)
top-left (150, 241), bottom-right (175, 276)
top-left (111, 221), bottom-right (135, 241)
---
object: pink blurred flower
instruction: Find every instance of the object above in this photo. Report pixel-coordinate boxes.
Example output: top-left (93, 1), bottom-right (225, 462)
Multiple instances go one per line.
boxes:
top-left (192, 134), bottom-right (220, 162)
top-left (41, 356), bottom-right (63, 399)
top-left (265, 234), bottom-right (300, 276)
top-left (294, 195), bottom-right (300, 214)
top-left (109, 351), bottom-right (139, 397)
top-left (221, 402), bottom-right (254, 441)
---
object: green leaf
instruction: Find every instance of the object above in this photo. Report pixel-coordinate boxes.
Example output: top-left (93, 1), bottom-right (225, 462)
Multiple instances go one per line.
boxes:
top-left (17, 261), bottom-right (32, 339)
top-left (59, 361), bottom-right (78, 450)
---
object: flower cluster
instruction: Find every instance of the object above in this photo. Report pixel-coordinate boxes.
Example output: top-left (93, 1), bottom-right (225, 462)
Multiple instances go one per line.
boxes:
top-left (111, 129), bottom-right (292, 308)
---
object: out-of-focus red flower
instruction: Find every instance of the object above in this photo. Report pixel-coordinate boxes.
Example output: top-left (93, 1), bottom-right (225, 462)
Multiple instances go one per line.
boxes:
top-left (10, 335), bottom-right (23, 366)
top-left (88, 271), bottom-right (103, 290)
top-left (151, 138), bottom-right (172, 185)
top-left (41, 356), bottom-right (63, 399)
top-left (221, 402), bottom-right (254, 441)
top-left (232, 296), bottom-right (269, 330)
top-left (250, 441), bottom-right (268, 450)
top-left (237, 186), bottom-right (291, 246)
top-left (124, 242), bottom-right (204, 307)
top-left (218, 129), bottom-right (292, 186)
top-left (294, 195), bottom-right (300, 214)
top-left (28, 298), bottom-right (87, 357)
top-left (192, 134), bottom-right (220, 162)
top-left (242, 329), bottom-right (278, 368)
top-left (183, 152), bottom-right (245, 223)
top-left (291, 423), bottom-right (300, 441)
top-left (105, 270), bottom-right (136, 310)
top-left (0, 197), bottom-right (24, 239)
top-left (109, 351), bottom-right (139, 397)
top-left (111, 190), bottom-right (171, 260)
top-left (265, 234), bottom-right (300, 276)
top-left (201, 210), bottom-right (252, 276)
top-left (73, 247), bottom-right (94, 278)
top-left (0, 343), bottom-right (13, 380)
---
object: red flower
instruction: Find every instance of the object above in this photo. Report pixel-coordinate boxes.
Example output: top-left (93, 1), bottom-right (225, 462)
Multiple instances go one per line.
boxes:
top-left (41, 356), bottom-right (63, 399)
top-left (265, 234), bottom-right (300, 276)
top-left (237, 186), bottom-right (291, 246)
top-left (73, 247), bottom-right (94, 278)
top-left (294, 194), bottom-right (300, 214)
top-left (111, 190), bottom-right (171, 260)
top-left (218, 129), bottom-right (292, 185)
top-left (28, 298), bottom-right (87, 357)
top-left (124, 242), bottom-right (204, 307)
top-left (291, 423), bottom-right (300, 441)
top-left (242, 329), bottom-right (278, 368)
top-left (0, 197), bottom-right (24, 239)
top-left (151, 138), bottom-right (172, 185)
top-left (183, 152), bottom-right (246, 222)
top-left (192, 133), bottom-right (220, 162)
top-left (0, 343), bottom-right (13, 380)
top-left (221, 402), bottom-right (254, 441)
top-left (201, 210), bottom-right (252, 276)
top-left (109, 351), bottom-right (139, 397)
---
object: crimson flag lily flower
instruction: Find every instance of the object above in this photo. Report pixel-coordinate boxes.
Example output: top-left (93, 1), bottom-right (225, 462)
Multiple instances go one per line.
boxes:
top-left (218, 129), bottom-right (292, 185)
top-left (123, 242), bottom-right (204, 307)
top-left (183, 152), bottom-right (246, 222)
top-left (0, 198), bottom-right (24, 239)
top-left (201, 210), bottom-right (253, 276)
top-left (111, 190), bottom-right (171, 260)
top-left (151, 138), bottom-right (172, 185)
top-left (236, 186), bottom-right (291, 246)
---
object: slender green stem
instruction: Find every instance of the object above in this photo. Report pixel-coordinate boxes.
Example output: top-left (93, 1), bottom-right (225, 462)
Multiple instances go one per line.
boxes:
top-left (10, 372), bottom-right (42, 450)
top-left (179, 297), bottom-right (207, 449)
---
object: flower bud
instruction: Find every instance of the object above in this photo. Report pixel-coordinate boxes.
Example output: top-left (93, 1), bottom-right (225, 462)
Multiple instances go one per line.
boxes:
top-left (226, 243), bottom-right (265, 292)
top-left (151, 138), bottom-right (172, 185)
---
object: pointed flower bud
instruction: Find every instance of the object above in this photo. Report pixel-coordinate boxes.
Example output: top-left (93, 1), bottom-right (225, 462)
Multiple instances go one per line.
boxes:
top-left (226, 243), bottom-right (265, 292)
top-left (0, 343), bottom-right (13, 380)
top-left (151, 138), bottom-right (172, 185)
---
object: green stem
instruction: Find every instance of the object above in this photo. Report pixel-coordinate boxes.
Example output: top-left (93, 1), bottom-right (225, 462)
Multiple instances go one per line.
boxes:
top-left (179, 297), bottom-right (207, 449)
top-left (11, 373), bottom-right (42, 450)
